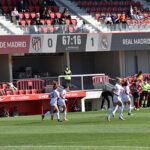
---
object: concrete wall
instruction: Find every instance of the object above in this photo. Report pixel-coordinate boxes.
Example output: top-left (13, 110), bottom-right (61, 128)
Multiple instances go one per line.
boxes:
top-left (70, 52), bottom-right (95, 74)
top-left (0, 54), bottom-right (10, 82)
top-left (12, 54), bottom-right (64, 78)
top-left (125, 50), bottom-right (150, 76)
top-left (94, 51), bottom-right (120, 78)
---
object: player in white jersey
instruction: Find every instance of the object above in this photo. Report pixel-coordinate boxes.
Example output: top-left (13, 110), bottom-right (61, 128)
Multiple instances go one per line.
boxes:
top-left (42, 81), bottom-right (62, 122)
top-left (58, 85), bottom-right (69, 121)
top-left (107, 77), bottom-right (124, 121)
top-left (122, 80), bottom-right (132, 115)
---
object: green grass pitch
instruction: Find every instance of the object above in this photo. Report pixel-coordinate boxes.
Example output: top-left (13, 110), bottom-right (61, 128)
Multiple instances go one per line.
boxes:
top-left (0, 109), bottom-right (150, 150)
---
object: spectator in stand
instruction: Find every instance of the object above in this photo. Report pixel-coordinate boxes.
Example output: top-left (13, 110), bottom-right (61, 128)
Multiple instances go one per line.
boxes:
top-left (62, 8), bottom-right (71, 20)
top-left (79, 21), bottom-right (89, 33)
top-left (18, 0), bottom-right (28, 12)
top-left (11, 7), bottom-right (19, 25)
top-left (104, 13), bottom-right (113, 29)
top-left (40, 7), bottom-right (48, 19)
top-left (119, 12), bottom-right (127, 30)
top-left (111, 13), bottom-right (120, 31)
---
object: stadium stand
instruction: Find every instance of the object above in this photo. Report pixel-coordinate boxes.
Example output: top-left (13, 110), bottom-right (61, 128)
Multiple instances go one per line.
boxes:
top-left (64, 0), bottom-right (150, 31)
top-left (0, 0), bottom-right (94, 34)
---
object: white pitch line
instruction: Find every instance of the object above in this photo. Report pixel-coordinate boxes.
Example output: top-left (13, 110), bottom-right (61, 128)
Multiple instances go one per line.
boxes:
top-left (0, 146), bottom-right (150, 149)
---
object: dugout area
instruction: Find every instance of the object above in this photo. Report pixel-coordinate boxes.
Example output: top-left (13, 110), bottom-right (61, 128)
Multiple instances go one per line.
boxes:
top-left (1, 50), bottom-right (150, 82)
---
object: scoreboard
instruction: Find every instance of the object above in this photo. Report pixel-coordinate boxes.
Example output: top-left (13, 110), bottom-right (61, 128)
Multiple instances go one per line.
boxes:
top-left (0, 32), bottom-right (150, 54)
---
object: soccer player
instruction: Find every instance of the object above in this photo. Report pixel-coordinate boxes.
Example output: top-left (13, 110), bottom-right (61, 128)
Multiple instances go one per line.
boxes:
top-left (122, 80), bottom-right (133, 115)
top-left (131, 81), bottom-right (140, 110)
top-left (42, 81), bottom-right (62, 122)
top-left (107, 77), bottom-right (124, 121)
top-left (58, 85), bottom-right (69, 121)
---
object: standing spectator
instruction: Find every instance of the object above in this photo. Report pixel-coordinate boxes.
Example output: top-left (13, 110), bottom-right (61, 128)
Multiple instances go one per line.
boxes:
top-left (40, 7), bottom-right (47, 19)
top-left (64, 66), bottom-right (72, 89)
top-left (11, 7), bottom-right (19, 25)
top-left (141, 79), bottom-right (150, 108)
top-left (62, 8), bottom-right (71, 20)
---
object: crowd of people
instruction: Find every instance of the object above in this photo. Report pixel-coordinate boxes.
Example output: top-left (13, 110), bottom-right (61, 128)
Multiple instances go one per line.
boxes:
top-left (106, 71), bottom-right (150, 121)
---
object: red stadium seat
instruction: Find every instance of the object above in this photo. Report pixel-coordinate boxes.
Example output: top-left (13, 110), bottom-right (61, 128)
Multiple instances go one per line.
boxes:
top-left (53, 6), bottom-right (59, 12)
top-left (26, 89), bottom-right (31, 94)
top-left (13, 90), bottom-right (19, 95)
top-left (6, 90), bottom-right (12, 95)
top-left (19, 90), bottom-right (25, 95)
top-left (32, 89), bottom-right (38, 94)
top-left (0, 0), bottom-right (7, 5)
top-left (28, 6), bottom-right (35, 12)
top-left (2, 6), bottom-right (9, 14)
top-left (35, 6), bottom-right (41, 13)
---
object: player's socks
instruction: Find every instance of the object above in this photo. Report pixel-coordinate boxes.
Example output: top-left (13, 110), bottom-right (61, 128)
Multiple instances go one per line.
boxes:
top-left (64, 111), bottom-right (67, 120)
top-left (56, 112), bottom-right (60, 120)
top-left (118, 105), bottom-right (124, 119)
top-left (112, 105), bottom-right (118, 117)
top-left (137, 100), bottom-right (140, 108)
top-left (145, 100), bottom-right (148, 107)
top-left (134, 101), bottom-right (138, 109)
top-left (44, 111), bottom-right (50, 117)
top-left (141, 100), bottom-right (144, 107)
top-left (128, 104), bottom-right (132, 114)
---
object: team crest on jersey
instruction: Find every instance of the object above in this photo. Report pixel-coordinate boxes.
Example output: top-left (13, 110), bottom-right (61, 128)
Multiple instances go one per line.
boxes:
top-left (32, 37), bottom-right (42, 51)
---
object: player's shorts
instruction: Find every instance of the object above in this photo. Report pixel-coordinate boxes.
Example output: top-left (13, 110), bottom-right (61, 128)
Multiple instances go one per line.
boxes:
top-left (113, 95), bottom-right (122, 103)
top-left (142, 91), bottom-right (148, 97)
top-left (58, 99), bottom-right (66, 107)
top-left (50, 99), bottom-right (57, 106)
top-left (122, 94), bottom-right (131, 102)
top-left (133, 92), bottom-right (140, 99)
